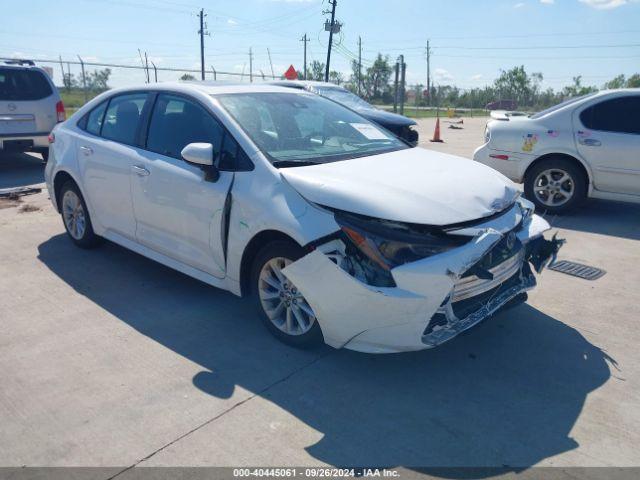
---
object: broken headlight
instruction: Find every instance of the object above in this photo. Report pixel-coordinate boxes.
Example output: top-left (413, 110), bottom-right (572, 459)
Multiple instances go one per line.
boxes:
top-left (336, 213), bottom-right (469, 271)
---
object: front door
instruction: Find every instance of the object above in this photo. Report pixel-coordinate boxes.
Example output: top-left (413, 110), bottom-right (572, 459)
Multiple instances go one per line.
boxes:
top-left (131, 93), bottom-right (233, 278)
top-left (573, 95), bottom-right (640, 196)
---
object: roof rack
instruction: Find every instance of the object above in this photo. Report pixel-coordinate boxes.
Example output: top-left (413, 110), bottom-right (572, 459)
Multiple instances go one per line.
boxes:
top-left (1, 58), bottom-right (36, 66)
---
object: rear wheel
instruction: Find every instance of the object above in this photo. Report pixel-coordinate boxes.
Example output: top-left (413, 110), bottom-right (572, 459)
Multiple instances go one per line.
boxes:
top-left (60, 181), bottom-right (100, 248)
top-left (251, 241), bottom-right (322, 348)
top-left (524, 157), bottom-right (586, 214)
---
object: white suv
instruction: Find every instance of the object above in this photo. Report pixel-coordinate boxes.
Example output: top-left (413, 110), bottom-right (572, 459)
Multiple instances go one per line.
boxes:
top-left (0, 59), bottom-right (65, 162)
top-left (474, 89), bottom-right (640, 213)
top-left (45, 83), bottom-right (561, 353)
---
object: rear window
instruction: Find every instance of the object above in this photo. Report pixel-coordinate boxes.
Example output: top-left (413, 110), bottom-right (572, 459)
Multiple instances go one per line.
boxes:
top-left (0, 68), bottom-right (53, 101)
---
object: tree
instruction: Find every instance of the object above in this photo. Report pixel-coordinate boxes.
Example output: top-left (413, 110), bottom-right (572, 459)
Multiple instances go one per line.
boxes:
top-left (561, 76), bottom-right (597, 98)
top-left (180, 73), bottom-right (196, 81)
top-left (329, 70), bottom-right (344, 85)
top-left (626, 73), bottom-right (640, 88)
top-left (86, 68), bottom-right (111, 91)
top-left (309, 61), bottom-right (325, 81)
top-left (604, 74), bottom-right (626, 90)
top-left (493, 65), bottom-right (543, 107)
top-left (363, 54), bottom-right (392, 101)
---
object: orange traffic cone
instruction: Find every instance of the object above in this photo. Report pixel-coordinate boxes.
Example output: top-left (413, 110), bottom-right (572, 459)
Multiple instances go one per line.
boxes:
top-left (430, 117), bottom-right (444, 143)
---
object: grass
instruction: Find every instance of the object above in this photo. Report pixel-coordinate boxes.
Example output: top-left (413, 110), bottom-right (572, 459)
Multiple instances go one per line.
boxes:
top-left (378, 105), bottom-right (489, 119)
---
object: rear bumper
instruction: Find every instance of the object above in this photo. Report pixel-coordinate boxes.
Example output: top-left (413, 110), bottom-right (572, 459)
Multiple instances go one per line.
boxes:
top-left (0, 132), bottom-right (49, 150)
top-left (282, 206), bottom-right (563, 354)
top-left (473, 144), bottom-right (531, 183)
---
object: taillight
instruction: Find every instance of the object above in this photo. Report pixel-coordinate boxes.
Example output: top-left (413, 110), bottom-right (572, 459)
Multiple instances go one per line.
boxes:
top-left (489, 154), bottom-right (509, 161)
top-left (48, 132), bottom-right (55, 144)
top-left (56, 101), bottom-right (66, 123)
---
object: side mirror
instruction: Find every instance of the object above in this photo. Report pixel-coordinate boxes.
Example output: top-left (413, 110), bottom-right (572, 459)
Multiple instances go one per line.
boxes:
top-left (181, 142), bottom-right (213, 166)
top-left (181, 142), bottom-right (219, 182)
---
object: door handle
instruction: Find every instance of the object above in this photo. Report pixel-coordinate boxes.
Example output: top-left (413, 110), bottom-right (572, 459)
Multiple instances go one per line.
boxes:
top-left (79, 145), bottom-right (93, 155)
top-left (131, 165), bottom-right (150, 176)
top-left (579, 138), bottom-right (601, 147)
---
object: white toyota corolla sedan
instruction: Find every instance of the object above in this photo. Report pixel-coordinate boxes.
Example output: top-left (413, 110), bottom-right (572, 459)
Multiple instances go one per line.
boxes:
top-left (45, 83), bottom-right (562, 353)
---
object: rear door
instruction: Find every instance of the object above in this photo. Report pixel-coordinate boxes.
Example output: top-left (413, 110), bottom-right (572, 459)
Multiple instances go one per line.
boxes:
top-left (573, 94), bottom-right (640, 196)
top-left (78, 92), bottom-right (150, 240)
top-left (0, 67), bottom-right (57, 137)
top-left (131, 93), bottom-right (234, 277)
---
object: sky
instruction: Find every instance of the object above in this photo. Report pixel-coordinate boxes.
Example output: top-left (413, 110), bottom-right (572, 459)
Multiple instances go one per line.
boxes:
top-left (3, 0), bottom-right (640, 91)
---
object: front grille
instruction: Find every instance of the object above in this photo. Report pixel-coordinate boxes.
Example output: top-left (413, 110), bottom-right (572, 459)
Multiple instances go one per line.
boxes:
top-left (453, 232), bottom-right (524, 302)
top-left (452, 270), bottom-right (522, 319)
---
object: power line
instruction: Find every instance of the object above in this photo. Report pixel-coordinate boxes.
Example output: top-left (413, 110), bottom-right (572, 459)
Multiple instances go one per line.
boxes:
top-left (433, 43), bottom-right (640, 50)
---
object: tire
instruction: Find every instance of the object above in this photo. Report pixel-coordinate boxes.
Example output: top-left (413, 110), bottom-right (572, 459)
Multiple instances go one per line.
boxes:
top-left (59, 181), bottom-right (101, 249)
top-left (250, 240), bottom-right (323, 348)
top-left (524, 157), bottom-right (586, 214)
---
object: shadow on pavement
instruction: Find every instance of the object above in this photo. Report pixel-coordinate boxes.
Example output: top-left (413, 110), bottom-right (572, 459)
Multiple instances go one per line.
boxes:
top-left (0, 152), bottom-right (45, 189)
top-left (38, 234), bottom-right (615, 475)
top-left (543, 199), bottom-right (640, 241)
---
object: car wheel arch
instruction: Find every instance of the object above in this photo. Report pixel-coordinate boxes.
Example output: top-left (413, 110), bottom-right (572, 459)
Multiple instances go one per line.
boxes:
top-left (239, 230), bottom-right (304, 297)
top-left (53, 170), bottom-right (77, 211)
top-left (524, 153), bottom-right (591, 191)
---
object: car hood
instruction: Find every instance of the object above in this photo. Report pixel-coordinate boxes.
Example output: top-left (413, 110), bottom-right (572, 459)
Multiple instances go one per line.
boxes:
top-left (355, 107), bottom-right (417, 127)
top-left (280, 148), bottom-right (519, 226)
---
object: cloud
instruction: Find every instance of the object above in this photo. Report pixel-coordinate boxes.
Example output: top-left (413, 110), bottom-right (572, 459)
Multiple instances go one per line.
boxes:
top-left (435, 68), bottom-right (453, 82)
top-left (471, 74), bottom-right (483, 80)
top-left (227, 18), bottom-right (237, 25)
top-left (514, 2), bottom-right (525, 7)
top-left (579, 0), bottom-right (631, 8)
top-left (540, 0), bottom-right (554, 4)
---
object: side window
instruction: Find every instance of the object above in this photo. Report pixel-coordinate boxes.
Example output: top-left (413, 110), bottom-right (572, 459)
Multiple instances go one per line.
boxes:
top-left (101, 93), bottom-right (149, 145)
top-left (580, 97), bottom-right (640, 135)
top-left (84, 101), bottom-right (107, 136)
top-left (147, 94), bottom-right (224, 159)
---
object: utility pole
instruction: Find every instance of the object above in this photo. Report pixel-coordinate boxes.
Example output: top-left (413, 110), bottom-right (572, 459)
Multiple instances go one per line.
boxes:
top-left (300, 34), bottom-right (309, 80)
top-left (324, 0), bottom-right (337, 82)
top-left (357, 36), bottom-right (362, 96)
top-left (267, 48), bottom-right (275, 79)
top-left (399, 55), bottom-right (406, 115)
top-left (426, 39), bottom-right (431, 106)
top-left (249, 47), bottom-right (253, 83)
top-left (198, 8), bottom-right (208, 80)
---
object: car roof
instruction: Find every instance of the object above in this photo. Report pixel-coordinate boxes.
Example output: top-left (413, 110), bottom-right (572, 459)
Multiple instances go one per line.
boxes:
top-left (103, 81), bottom-right (313, 97)
top-left (270, 80), bottom-right (346, 90)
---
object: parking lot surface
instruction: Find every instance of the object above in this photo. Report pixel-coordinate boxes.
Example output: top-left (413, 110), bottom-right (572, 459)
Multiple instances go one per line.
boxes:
top-left (1, 118), bottom-right (639, 473)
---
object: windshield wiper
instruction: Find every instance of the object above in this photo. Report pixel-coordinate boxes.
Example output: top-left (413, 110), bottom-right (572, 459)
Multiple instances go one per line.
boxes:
top-left (272, 160), bottom-right (319, 168)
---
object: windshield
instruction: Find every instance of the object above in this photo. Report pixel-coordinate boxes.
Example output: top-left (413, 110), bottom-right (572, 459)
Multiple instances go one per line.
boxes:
top-left (313, 87), bottom-right (373, 110)
top-left (217, 92), bottom-right (407, 166)
top-left (529, 93), bottom-right (597, 119)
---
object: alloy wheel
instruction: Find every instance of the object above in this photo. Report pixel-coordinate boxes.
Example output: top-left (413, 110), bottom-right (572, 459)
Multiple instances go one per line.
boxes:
top-left (258, 257), bottom-right (317, 336)
top-left (62, 190), bottom-right (86, 240)
top-left (533, 168), bottom-right (575, 207)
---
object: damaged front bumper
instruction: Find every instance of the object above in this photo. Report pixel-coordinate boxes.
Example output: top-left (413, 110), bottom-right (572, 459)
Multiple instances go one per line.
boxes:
top-left (282, 206), bottom-right (563, 354)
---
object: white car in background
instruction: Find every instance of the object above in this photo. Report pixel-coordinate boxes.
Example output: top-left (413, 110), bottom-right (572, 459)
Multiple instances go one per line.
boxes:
top-left (473, 89), bottom-right (640, 213)
top-left (45, 83), bottom-right (561, 353)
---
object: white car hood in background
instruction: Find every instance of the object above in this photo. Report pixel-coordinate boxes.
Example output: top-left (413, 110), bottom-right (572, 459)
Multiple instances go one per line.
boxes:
top-left (280, 148), bottom-right (519, 225)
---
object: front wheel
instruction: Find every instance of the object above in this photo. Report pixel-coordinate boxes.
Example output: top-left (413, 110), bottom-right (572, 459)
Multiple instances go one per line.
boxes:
top-left (251, 241), bottom-right (323, 348)
top-left (60, 181), bottom-right (101, 248)
top-left (524, 158), bottom-right (586, 214)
